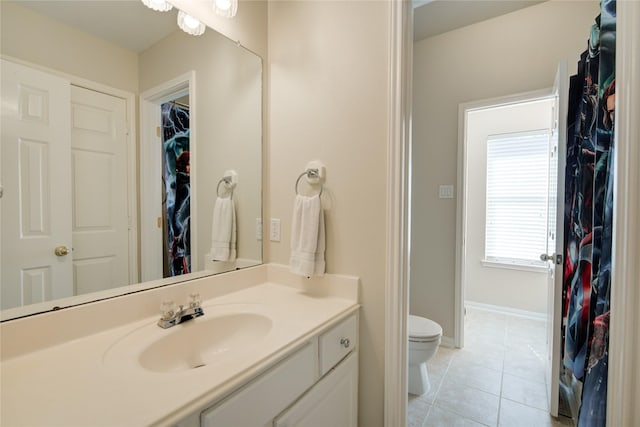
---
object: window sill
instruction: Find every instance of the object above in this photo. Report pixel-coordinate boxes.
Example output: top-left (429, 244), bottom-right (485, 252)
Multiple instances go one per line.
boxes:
top-left (481, 259), bottom-right (548, 273)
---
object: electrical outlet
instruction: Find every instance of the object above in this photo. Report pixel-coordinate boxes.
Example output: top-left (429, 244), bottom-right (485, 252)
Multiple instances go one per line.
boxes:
top-left (270, 218), bottom-right (281, 242)
top-left (256, 218), bottom-right (262, 241)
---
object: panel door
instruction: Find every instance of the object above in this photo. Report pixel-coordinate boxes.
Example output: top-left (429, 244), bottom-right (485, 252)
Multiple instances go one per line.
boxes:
top-left (0, 59), bottom-right (73, 309)
top-left (70, 85), bottom-right (129, 295)
top-left (543, 61), bottom-right (568, 417)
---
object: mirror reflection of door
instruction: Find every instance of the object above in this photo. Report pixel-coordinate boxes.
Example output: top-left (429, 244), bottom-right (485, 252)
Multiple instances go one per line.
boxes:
top-left (1, 60), bottom-right (73, 309)
top-left (70, 85), bottom-right (130, 295)
top-left (1, 60), bottom-right (132, 309)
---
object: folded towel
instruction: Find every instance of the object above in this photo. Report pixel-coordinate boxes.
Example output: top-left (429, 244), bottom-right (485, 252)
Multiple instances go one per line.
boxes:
top-left (210, 196), bottom-right (236, 262)
top-left (290, 194), bottom-right (325, 277)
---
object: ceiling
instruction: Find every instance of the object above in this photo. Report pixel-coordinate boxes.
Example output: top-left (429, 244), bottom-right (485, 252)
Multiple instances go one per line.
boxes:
top-left (9, 0), bottom-right (179, 53)
top-left (13, 0), bottom-right (547, 53)
top-left (414, 0), bottom-right (547, 41)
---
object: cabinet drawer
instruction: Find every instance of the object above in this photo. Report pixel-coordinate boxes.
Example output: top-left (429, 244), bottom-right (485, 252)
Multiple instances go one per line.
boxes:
top-left (201, 342), bottom-right (316, 427)
top-left (318, 314), bottom-right (357, 376)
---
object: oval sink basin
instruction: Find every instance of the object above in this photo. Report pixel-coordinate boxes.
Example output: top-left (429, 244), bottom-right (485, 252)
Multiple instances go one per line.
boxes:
top-left (141, 313), bottom-right (272, 373)
top-left (103, 308), bottom-right (274, 374)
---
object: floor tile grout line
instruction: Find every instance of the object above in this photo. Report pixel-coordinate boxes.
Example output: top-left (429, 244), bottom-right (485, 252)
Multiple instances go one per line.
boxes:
top-left (496, 319), bottom-right (507, 427)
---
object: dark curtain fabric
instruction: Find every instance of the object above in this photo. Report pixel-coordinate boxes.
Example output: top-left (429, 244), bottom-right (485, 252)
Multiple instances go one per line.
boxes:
top-left (562, 1), bottom-right (615, 425)
top-left (161, 102), bottom-right (191, 277)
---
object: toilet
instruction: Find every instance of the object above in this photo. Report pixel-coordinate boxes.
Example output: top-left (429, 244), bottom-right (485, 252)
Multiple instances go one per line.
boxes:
top-left (408, 315), bottom-right (443, 395)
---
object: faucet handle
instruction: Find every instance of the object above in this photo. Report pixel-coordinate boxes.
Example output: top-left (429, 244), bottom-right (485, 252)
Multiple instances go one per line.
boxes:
top-left (189, 293), bottom-right (202, 308)
top-left (160, 300), bottom-right (177, 320)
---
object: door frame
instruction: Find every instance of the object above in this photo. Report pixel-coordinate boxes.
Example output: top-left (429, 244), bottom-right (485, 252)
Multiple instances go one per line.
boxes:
top-left (139, 71), bottom-right (196, 281)
top-left (383, 1), bottom-right (412, 426)
top-left (607, 1), bottom-right (640, 425)
top-left (455, 88), bottom-right (553, 349)
top-left (0, 55), bottom-right (139, 287)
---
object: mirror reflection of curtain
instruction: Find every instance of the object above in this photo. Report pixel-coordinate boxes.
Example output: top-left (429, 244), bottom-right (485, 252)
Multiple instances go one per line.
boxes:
top-left (161, 102), bottom-right (191, 277)
top-left (562, 1), bottom-right (615, 425)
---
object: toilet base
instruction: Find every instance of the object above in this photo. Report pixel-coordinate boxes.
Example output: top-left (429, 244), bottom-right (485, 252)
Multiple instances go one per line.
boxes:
top-left (408, 362), bottom-right (430, 395)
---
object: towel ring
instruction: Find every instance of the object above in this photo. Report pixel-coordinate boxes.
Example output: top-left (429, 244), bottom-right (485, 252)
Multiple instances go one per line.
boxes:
top-left (217, 177), bottom-right (234, 199)
top-left (295, 170), bottom-right (323, 196)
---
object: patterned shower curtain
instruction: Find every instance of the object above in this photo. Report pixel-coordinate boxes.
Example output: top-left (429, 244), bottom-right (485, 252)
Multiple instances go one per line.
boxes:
top-left (161, 102), bottom-right (191, 277)
top-left (562, 1), bottom-right (615, 425)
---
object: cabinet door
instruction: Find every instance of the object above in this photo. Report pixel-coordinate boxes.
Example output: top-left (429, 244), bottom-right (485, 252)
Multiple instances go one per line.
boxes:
top-left (201, 342), bottom-right (316, 427)
top-left (274, 352), bottom-right (358, 427)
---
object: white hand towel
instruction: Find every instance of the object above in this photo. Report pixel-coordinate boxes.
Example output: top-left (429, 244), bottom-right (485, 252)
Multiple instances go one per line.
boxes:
top-left (290, 194), bottom-right (325, 277)
top-left (210, 197), bottom-right (236, 262)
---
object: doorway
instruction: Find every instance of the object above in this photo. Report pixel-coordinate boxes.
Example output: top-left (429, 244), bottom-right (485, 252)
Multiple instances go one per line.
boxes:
top-left (160, 97), bottom-right (191, 278)
top-left (457, 88), bottom-right (570, 417)
top-left (458, 93), bottom-right (556, 336)
top-left (139, 72), bottom-right (197, 282)
top-left (410, 90), bottom-right (574, 425)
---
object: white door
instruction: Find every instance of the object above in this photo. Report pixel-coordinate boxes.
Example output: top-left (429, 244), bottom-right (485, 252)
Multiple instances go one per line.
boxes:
top-left (0, 59), bottom-right (73, 309)
top-left (70, 85), bottom-right (129, 295)
top-left (543, 61), bottom-right (568, 417)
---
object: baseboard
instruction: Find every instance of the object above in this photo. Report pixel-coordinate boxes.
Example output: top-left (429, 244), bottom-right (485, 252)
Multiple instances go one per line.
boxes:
top-left (464, 300), bottom-right (546, 321)
top-left (440, 336), bottom-right (455, 348)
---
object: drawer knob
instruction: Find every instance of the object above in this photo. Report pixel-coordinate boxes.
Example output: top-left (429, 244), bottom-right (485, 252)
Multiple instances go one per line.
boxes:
top-left (340, 337), bottom-right (351, 348)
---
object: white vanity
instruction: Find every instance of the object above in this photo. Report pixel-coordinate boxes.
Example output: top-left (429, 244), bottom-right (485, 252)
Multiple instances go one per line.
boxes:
top-left (0, 265), bottom-right (359, 426)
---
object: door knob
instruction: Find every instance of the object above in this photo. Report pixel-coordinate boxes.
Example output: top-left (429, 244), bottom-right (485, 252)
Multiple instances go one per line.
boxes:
top-left (54, 246), bottom-right (70, 257)
top-left (540, 253), bottom-right (562, 264)
top-left (540, 253), bottom-right (553, 262)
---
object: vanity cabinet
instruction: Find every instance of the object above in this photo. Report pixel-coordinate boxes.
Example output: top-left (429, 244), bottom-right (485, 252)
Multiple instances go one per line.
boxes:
top-left (195, 313), bottom-right (358, 427)
top-left (201, 342), bottom-right (317, 427)
top-left (273, 352), bottom-right (358, 427)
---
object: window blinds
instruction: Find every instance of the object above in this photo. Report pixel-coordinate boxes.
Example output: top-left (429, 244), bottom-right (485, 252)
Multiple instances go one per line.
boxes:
top-left (485, 130), bottom-right (550, 267)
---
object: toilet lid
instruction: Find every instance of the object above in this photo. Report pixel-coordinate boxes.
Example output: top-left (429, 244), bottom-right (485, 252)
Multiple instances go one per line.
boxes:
top-left (408, 315), bottom-right (442, 340)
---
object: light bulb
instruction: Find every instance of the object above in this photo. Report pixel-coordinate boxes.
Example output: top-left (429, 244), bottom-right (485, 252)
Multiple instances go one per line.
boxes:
top-left (213, 0), bottom-right (237, 18)
top-left (216, 0), bottom-right (232, 11)
top-left (177, 10), bottom-right (205, 36)
top-left (141, 0), bottom-right (173, 12)
top-left (184, 15), bottom-right (199, 29)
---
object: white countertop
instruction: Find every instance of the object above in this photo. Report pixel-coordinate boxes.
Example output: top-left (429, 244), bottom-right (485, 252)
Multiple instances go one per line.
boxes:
top-left (1, 273), bottom-right (359, 427)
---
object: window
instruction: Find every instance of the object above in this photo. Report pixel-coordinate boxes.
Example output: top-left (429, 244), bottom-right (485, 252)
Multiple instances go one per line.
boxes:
top-left (484, 130), bottom-right (550, 268)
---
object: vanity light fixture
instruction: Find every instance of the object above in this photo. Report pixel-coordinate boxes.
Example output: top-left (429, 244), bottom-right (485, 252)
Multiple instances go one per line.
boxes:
top-left (213, 0), bottom-right (238, 18)
top-left (177, 10), bottom-right (206, 36)
top-left (141, 0), bottom-right (173, 12)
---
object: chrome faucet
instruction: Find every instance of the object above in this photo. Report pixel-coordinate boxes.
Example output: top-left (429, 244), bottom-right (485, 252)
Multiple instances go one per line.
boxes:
top-left (158, 293), bottom-right (204, 329)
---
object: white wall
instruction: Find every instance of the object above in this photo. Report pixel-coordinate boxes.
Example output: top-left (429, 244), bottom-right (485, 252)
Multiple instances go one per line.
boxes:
top-left (0, 2), bottom-right (138, 93)
top-left (267, 2), bottom-right (389, 425)
top-left (411, 0), bottom-right (600, 338)
top-left (465, 99), bottom-right (554, 314)
top-left (139, 29), bottom-right (263, 271)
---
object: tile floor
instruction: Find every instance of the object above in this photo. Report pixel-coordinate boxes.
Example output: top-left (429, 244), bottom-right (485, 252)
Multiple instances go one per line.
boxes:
top-left (407, 307), bottom-right (575, 427)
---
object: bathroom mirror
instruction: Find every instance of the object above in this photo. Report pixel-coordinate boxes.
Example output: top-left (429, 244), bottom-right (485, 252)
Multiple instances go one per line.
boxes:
top-left (0, 0), bottom-right (263, 321)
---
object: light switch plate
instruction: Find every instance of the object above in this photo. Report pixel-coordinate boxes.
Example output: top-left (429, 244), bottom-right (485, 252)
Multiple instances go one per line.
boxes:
top-left (270, 218), bottom-right (281, 242)
top-left (439, 185), bottom-right (454, 199)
